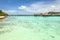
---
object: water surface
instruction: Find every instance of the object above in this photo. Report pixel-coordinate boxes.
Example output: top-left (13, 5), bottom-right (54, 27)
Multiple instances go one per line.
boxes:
top-left (0, 16), bottom-right (60, 40)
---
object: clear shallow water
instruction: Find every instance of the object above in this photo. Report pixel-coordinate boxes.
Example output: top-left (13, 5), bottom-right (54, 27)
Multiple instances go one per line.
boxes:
top-left (0, 16), bottom-right (60, 40)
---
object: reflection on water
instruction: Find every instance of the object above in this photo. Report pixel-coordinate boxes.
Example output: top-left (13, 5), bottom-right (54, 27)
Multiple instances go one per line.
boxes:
top-left (0, 16), bottom-right (60, 40)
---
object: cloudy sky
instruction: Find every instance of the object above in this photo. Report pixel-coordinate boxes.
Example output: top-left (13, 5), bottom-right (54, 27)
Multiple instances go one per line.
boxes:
top-left (0, 0), bottom-right (60, 15)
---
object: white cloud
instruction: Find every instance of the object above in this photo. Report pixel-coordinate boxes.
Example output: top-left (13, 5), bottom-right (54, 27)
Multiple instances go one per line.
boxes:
top-left (18, 6), bottom-right (27, 9)
top-left (18, 5), bottom-right (34, 12)
top-left (3, 10), bottom-right (17, 13)
top-left (2, 10), bottom-right (18, 15)
top-left (18, 0), bottom-right (60, 13)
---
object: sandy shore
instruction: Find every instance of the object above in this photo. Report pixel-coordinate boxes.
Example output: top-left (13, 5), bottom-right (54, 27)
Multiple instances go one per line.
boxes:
top-left (0, 16), bottom-right (5, 19)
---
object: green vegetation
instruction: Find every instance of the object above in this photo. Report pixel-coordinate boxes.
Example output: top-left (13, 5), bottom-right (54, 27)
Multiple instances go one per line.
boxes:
top-left (0, 10), bottom-right (8, 16)
top-left (48, 12), bottom-right (60, 15)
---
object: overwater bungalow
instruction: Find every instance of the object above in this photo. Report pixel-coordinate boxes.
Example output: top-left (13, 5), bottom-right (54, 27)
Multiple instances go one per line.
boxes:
top-left (34, 13), bottom-right (41, 16)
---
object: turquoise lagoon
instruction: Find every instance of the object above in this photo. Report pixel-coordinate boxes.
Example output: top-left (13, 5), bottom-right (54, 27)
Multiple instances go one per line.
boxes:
top-left (0, 16), bottom-right (60, 40)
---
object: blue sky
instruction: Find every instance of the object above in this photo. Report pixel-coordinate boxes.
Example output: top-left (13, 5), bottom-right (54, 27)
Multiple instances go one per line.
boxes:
top-left (0, 0), bottom-right (60, 15)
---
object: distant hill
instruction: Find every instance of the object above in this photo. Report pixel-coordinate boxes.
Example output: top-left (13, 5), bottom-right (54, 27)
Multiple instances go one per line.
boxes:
top-left (0, 10), bottom-right (8, 16)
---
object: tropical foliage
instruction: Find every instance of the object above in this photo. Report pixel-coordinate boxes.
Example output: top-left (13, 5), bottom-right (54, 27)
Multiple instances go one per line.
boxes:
top-left (0, 10), bottom-right (8, 16)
